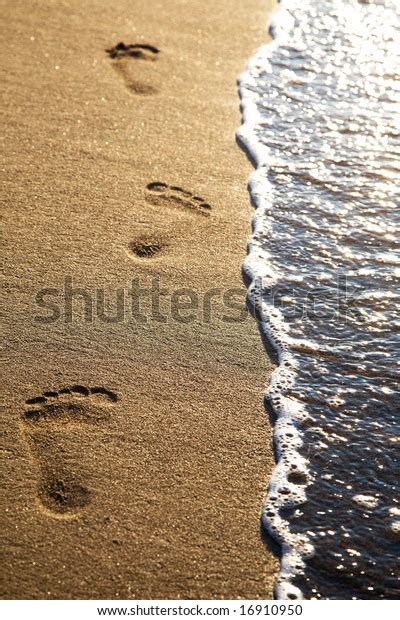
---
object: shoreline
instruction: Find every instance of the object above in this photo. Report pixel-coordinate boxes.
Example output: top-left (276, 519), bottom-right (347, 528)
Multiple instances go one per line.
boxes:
top-left (2, 0), bottom-right (278, 599)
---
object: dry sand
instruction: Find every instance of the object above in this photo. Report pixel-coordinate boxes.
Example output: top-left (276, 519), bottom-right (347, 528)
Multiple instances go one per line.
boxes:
top-left (1, 0), bottom-right (278, 599)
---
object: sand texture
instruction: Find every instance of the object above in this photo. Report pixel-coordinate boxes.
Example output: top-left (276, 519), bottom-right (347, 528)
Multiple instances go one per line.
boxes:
top-left (1, 0), bottom-right (278, 599)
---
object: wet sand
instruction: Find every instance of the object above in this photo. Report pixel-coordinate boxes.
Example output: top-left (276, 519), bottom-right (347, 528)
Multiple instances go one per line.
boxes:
top-left (1, 0), bottom-right (278, 599)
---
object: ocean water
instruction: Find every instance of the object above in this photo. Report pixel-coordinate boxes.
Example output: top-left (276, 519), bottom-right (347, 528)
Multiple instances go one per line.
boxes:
top-left (238, 0), bottom-right (400, 600)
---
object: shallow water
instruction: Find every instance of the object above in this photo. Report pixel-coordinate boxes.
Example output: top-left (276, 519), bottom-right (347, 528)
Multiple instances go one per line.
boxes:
top-left (238, 0), bottom-right (400, 600)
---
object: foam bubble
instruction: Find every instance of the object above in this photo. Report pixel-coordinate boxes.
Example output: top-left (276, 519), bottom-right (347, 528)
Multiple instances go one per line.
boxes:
top-left (352, 495), bottom-right (379, 510)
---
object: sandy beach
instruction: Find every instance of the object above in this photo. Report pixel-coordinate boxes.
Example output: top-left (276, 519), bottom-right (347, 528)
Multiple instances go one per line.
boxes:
top-left (1, 0), bottom-right (278, 599)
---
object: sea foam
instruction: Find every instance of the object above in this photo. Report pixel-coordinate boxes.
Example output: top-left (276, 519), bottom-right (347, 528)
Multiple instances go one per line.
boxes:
top-left (238, 0), bottom-right (400, 600)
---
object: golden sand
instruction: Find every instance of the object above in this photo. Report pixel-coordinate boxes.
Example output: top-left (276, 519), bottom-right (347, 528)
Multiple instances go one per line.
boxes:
top-left (2, 0), bottom-right (278, 599)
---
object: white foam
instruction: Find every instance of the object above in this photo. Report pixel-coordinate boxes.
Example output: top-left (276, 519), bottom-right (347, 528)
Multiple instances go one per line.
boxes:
top-left (238, 0), bottom-right (400, 598)
top-left (237, 0), bottom-right (314, 601)
top-left (352, 494), bottom-right (379, 510)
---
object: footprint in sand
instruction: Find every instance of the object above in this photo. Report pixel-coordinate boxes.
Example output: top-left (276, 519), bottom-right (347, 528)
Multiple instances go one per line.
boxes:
top-left (21, 385), bottom-right (117, 518)
top-left (106, 42), bottom-right (160, 95)
top-left (128, 183), bottom-right (212, 259)
top-left (128, 236), bottom-right (166, 259)
top-left (145, 182), bottom-right (212, 216)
